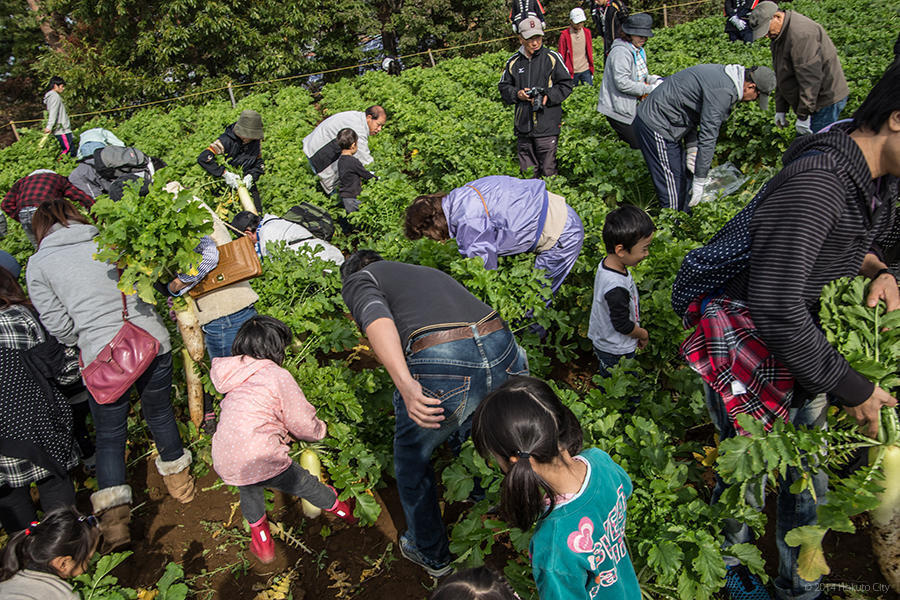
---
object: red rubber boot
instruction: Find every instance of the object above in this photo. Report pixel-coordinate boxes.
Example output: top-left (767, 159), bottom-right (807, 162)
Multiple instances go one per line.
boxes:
top-left (248, 515), bottom-right (275, 563)
top-left (324, 485), bottom-right (358, 525)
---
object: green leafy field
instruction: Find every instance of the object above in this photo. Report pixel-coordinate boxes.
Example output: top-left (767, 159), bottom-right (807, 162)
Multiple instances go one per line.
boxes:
top-left (1, 0), bottom-right (898, 597)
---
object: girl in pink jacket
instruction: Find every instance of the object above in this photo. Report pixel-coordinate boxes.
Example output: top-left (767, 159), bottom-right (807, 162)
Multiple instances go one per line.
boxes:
top-left (210, 316), bottom-right (356, 564)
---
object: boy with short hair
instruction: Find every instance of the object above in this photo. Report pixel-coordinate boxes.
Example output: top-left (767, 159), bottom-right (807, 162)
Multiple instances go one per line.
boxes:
top-left (336, 128), bottom-right (376, 213)
top-left (588, 205), bottom-right (655, 377)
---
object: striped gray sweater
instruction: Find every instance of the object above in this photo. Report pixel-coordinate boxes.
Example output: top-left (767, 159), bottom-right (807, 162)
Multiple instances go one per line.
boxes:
top-left (723, 126), bottom-right (897, 406)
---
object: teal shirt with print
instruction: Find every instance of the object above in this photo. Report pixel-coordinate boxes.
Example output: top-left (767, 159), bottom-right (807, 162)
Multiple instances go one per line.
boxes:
top-left (529, 447), bottom-right (640, 600)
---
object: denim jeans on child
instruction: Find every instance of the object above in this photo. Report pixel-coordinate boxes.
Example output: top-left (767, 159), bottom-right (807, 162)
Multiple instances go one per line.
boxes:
top-left (394, 326), bottom-right (528, 565)
top-left (237, 462), bottom-right (337, 523)
top-left (572, 70), bottom-right (593, 86)
top-left (90, 352), bottom-right (185, 489)
top-left (594, 348), bottom-right (635, 378)
top-left (201, 305), bottom-right (257, 359)
top-left (704, 384), bottom-right (827, 600)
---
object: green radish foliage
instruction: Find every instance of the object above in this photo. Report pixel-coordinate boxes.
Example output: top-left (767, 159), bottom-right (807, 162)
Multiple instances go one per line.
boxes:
top-left (0, 0), bottom-right (896, 596)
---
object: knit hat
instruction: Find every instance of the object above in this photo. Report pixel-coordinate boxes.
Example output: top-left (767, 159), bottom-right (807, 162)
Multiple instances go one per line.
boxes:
top-left (0, 250), bottom-right (21, 279)
top-left (518, 17), bottom-right (544, 39)
top-left (569, 8), bottom-right (586, 24)
top-left (233, 110), bottom-right (264, 140)
top-left (622, 13), bottom-right (654, 38)
top-left (748, 1), bottom-right (779, 41)
top-left (747, 66), bottom-right (777, 111)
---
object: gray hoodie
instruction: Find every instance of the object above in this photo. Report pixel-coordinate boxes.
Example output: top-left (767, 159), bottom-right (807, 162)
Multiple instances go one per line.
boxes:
top-left (636, 63), bottom-right (743, 178)
top-left (43, 90), bottom-right (71, 136)
top-left (26, 223), bottom-right (170, 365)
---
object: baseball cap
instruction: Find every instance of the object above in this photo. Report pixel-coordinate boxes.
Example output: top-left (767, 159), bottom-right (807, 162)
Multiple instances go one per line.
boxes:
top-left (747, 66), bottom-right (776, 111)
top-left (518, 17), bottom-right (544, 39)
top-left (748, 1), bottom-right (779, 40)
top-left (569, 8), bottom-right (587, 24)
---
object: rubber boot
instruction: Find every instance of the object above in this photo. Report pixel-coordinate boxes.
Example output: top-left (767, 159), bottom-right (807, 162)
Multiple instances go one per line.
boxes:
top-left (156, 449), bottom-right (195, 504)
top-left (324, 484), bottom-right (357, 525)
top-left (249, 515), bottom-right (275, 564)
top-left (90, 485), bottom-right (132, 553)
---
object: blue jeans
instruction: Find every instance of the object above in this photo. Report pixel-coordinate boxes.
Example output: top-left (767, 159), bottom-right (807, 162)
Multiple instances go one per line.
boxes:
top-left (90, 352), bottom-right (185, 489)
top-left (18, 206), bottom-right (38, 249)
top-left (572, 70), bottom-right (593, 86)
top-left (593, 348), bottom-right (634, 378)
top-left (201, 305), bottom-right (257, 359)
top-left (394, 326), bottom-right (528, 563)
top-left (810, 97), bottom-right (847, 134)
top-left (705, 385), bottom-right (828, 600)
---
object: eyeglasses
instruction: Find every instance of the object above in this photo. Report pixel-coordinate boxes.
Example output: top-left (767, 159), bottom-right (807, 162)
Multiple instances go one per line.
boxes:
top-left (78, 515), bottom-right (99, 528)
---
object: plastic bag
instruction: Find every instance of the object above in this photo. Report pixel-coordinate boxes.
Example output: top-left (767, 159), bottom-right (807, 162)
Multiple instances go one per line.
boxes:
top-left (698, 162), bottom-right (748, 204)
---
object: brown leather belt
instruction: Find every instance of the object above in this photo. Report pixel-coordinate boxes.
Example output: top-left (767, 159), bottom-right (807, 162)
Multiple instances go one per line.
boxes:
top-left (410, 317), bottom-right (505, 354)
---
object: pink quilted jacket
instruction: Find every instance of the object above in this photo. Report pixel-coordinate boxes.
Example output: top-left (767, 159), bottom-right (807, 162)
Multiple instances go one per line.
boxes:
top-left (210, 356), bottom-right (326, 486)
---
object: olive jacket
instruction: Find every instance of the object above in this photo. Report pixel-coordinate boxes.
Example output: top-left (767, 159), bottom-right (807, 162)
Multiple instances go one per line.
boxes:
top-left (771, 11), bottom-right (848, 118)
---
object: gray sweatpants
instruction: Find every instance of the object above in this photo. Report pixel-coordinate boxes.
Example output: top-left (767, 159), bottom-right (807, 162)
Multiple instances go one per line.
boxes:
top-left (237, 461), bottom-right (336, 523)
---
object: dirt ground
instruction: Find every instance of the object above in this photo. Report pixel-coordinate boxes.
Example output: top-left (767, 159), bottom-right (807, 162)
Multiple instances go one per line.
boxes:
top-left (64, 445), bottom-right (898, 600)
top-left (60, 350), bottom-right (898, 599)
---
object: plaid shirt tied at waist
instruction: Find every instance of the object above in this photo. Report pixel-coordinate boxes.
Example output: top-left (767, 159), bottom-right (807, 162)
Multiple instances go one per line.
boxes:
top-left (680, 295), bottom-right (794, 435)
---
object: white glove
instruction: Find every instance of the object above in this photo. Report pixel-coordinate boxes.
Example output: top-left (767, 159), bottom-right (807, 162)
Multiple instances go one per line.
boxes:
top-left (242, 174), bottom-right (254, 190)
top-left (647, 75), bottom-right (661, 85)
top-left (795, 116), bottom-right (813, 135)
top-left (689, 177), bottom-right (708, 208)
top-left (729, 15), bottom-right (747, 30)
top-left (774, 112), bottom-right (788, 128)
top-left (222, 171), bottom-right (241, 189)
top-left (685, 147), bottom-right (698, 174)
top-left (650, 80), bottom-right (663, 92)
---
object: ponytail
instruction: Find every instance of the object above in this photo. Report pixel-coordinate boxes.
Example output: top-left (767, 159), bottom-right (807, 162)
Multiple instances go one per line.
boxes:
top-left (0, 507), bottom-right (99, 582)
top-left (501, 451), bottom-right (558, 531)
top-left (472, 376), bottom-right (583, 531)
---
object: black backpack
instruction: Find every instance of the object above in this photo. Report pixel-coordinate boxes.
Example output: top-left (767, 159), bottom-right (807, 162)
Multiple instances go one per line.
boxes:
top-left (282, 203), bottom-right (335, 242)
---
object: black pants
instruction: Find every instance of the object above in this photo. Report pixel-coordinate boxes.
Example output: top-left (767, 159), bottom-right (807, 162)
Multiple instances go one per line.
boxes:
top-left (606, 117), bottom-right (639, 149)
top-left (517, 135), bottom-right (559, 177)
top-left (0, 473), bottom-right (76, 533)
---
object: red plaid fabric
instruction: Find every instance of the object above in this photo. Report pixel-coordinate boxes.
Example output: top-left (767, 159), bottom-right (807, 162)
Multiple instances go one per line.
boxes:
top-left (1, 173), bottom-right (94, 220)
top-left (680, 296), bottom-right (794, 435)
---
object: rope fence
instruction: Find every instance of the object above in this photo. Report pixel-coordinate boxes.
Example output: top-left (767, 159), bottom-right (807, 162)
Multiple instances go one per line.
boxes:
top-left (3, 0), bottom-right (715, 139)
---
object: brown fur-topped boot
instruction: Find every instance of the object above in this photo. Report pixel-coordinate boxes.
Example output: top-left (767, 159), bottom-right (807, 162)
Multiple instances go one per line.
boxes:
top-left (156, 449), bottom-right (196, 503)
top-left (90, 484), bottom-right (132, 553)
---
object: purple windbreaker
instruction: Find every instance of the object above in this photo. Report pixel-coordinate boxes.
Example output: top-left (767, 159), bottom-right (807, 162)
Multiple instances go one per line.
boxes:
top-left (442, 175), bottom-right (548, 270)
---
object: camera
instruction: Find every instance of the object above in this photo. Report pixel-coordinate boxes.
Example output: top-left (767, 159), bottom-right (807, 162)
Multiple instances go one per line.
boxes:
top-left (526, 87), bottom-right (545, 112)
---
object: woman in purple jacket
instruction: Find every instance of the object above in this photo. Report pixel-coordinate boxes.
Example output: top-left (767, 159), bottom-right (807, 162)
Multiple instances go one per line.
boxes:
top-left (405, 175), bottom-right (584, 293)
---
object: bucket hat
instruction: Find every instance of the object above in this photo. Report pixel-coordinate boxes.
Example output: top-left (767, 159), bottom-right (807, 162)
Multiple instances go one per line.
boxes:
top-left (622, 13), bottom-right (654, 38)
top-left (0, 250), bottom-right (21, 279)
top-left (233, 110), bottom-right (264, 140)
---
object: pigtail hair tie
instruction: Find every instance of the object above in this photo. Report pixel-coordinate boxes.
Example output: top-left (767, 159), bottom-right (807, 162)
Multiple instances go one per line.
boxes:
top-left (24, 520), bottom-right (39, 536)
top-left (516, 451), bottom-right (531, 459)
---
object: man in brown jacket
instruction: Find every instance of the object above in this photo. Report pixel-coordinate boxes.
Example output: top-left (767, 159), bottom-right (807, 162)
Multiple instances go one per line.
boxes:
top-left (749, 1), bottom-right (848, 135)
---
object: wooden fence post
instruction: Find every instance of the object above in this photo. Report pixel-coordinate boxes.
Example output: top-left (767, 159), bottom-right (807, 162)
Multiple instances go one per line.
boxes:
top-left (9, 122), bottom-right (20, 142)
top-left (427, 49), bottom-right (436, 67)
top-left (663, 4), bottom-right (669, 27)
top-left (227, 82), bottom-right (237, 108)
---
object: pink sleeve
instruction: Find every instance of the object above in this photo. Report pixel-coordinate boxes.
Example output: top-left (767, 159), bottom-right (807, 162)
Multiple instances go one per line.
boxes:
top-left (275, 368), bottom-right (327, 441)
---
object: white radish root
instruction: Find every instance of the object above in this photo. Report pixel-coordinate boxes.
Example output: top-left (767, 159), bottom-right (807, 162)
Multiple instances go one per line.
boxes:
top-left (182, 349), bottom-right (204, 429)
top-left (175, 296), bottom-right (205, 362)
